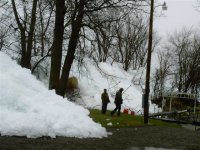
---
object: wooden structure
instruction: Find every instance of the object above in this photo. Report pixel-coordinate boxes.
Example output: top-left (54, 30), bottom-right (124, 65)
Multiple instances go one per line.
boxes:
top-left (152, 92), bottom-right (200, 113)
top-left (150, 92), bottom-right (200, 129)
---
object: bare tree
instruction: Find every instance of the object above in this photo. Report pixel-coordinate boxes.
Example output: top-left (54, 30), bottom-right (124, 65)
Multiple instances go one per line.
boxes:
top-left (47, 0), bottom-right (153, 97)
top-left (152, 50), bottom-right (172, 98)
top-left (183, 35), bottom-right (200, 93)
top-left (11, 0), bottom-right (38, 69)
top-left (157, 28), bottom-right (200, 95)
top-left (57, 0), bottom-right (86, 96)
top-left (0, 6), bottom-right (10, 52)
top-left (31, 0), bottom-right (55, 74)
top-left (168, 29), bottom-right (193, 92)
top-left (112, 14), bottom-right (148, 71)
top-left (50, 0), bottom-right (137, 96)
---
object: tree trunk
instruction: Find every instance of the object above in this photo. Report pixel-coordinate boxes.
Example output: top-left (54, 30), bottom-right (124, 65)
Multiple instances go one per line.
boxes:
top-left (49, 0), bottom-right (65, 90)
top-left (26, 0), bottom-right (38, 69)
top-left (58, 0), bottom-right (85, 96)
top-left (20, 30), bottom-right (27, 67)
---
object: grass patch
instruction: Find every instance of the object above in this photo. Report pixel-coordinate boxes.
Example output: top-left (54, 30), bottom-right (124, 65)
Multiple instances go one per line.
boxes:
top-left (89, 109), bottom-right (181, 128)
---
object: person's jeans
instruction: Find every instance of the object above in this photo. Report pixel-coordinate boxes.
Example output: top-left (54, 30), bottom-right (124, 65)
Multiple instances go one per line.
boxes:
top-left (111, 103), bottom-right (121, 116)
top-left (102, 103), bottom-right (108, 114)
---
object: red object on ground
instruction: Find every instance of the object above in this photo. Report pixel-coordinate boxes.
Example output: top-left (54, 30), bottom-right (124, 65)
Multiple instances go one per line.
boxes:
top-left (123, 108), bottom-right (129, 114)
top-left (131, 111), bottom-right (135, 116)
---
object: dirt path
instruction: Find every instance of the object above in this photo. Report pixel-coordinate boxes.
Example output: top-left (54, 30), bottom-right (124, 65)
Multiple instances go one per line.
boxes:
top-left (0, 126), bottom-right (200, 150)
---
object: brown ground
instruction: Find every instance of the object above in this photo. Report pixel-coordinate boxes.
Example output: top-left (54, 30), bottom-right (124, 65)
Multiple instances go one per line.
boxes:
top-left (0, 126), bottom-right (200, 150)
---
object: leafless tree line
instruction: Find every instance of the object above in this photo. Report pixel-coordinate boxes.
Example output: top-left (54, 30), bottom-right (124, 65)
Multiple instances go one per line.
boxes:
top-left (152, 28), bottom-right (200, 97)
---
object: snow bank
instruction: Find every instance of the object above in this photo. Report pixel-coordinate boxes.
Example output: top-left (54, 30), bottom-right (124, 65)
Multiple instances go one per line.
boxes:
top-left (70, 58), bottom-right (146, 113)
top-left (70, 58), bottom-right (159, 114)
top-left (0, 52), bottom-right (107, 138)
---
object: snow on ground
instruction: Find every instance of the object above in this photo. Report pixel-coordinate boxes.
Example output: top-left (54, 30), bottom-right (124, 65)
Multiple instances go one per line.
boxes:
top-left (0, 50), bottom-right (160, 138)
top-left (0, 52), bottom-right (107, 138)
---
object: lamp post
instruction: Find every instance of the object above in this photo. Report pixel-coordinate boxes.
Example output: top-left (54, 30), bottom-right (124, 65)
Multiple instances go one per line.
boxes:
top-left (144, 0), bottom-right (167, 124)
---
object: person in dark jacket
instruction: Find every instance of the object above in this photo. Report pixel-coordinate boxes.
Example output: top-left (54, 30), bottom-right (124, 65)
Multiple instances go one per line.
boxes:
top-left (111, 88), bottom-right (123, 116)
top-left (101, 89), bottom-right (110, 114)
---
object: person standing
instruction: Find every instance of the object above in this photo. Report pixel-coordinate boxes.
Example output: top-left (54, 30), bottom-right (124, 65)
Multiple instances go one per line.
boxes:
top-left (111, 88), bottom-right (123, 116)
top-left (101, 89), bottom-right (110, 114)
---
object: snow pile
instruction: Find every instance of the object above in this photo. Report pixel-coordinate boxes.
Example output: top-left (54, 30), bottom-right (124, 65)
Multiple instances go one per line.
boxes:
top-left (0, 52), bottom-right (107, 138)
top-left (71, 58), bottom-right (156, 113)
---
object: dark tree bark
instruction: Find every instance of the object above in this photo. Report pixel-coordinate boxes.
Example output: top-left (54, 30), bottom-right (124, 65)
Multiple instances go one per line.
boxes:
top-left (26, 0), bottom-right (38, 69)
top-left (49, 0), bottom-right (66, 90)
top-left (57, 0), bottom-right (85, 96)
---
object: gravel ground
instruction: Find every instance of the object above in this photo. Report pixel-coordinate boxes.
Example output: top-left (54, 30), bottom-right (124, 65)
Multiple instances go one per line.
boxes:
top-left (0, 126), bottom-right (200, 150)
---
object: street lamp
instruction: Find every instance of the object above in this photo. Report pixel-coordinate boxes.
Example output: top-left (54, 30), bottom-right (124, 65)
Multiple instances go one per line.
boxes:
top-left (162, 1), bottom-right (167, 10)
top-left (144, 0), bottom-right (167, 124)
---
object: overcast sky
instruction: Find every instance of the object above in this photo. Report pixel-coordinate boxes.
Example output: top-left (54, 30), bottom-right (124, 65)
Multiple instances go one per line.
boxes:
top-left (155, 0), bottom-right (200, 37)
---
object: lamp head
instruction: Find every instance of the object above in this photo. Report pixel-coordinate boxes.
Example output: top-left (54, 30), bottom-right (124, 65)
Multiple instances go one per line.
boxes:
top-left (162, 1), bottom-right (167, 10)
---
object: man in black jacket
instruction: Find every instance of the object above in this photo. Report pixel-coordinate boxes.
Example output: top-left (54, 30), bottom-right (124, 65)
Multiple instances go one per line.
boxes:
top-left (111, 88), bottom-right (123, 116)
top-left (101, 89), bottom-right (110, 114)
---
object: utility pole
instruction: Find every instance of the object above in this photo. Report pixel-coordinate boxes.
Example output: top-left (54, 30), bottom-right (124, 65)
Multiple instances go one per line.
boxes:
top-left (144, 0), bottom-right (154, 124)
top-left (143, 1), bottom-right (167, 124)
